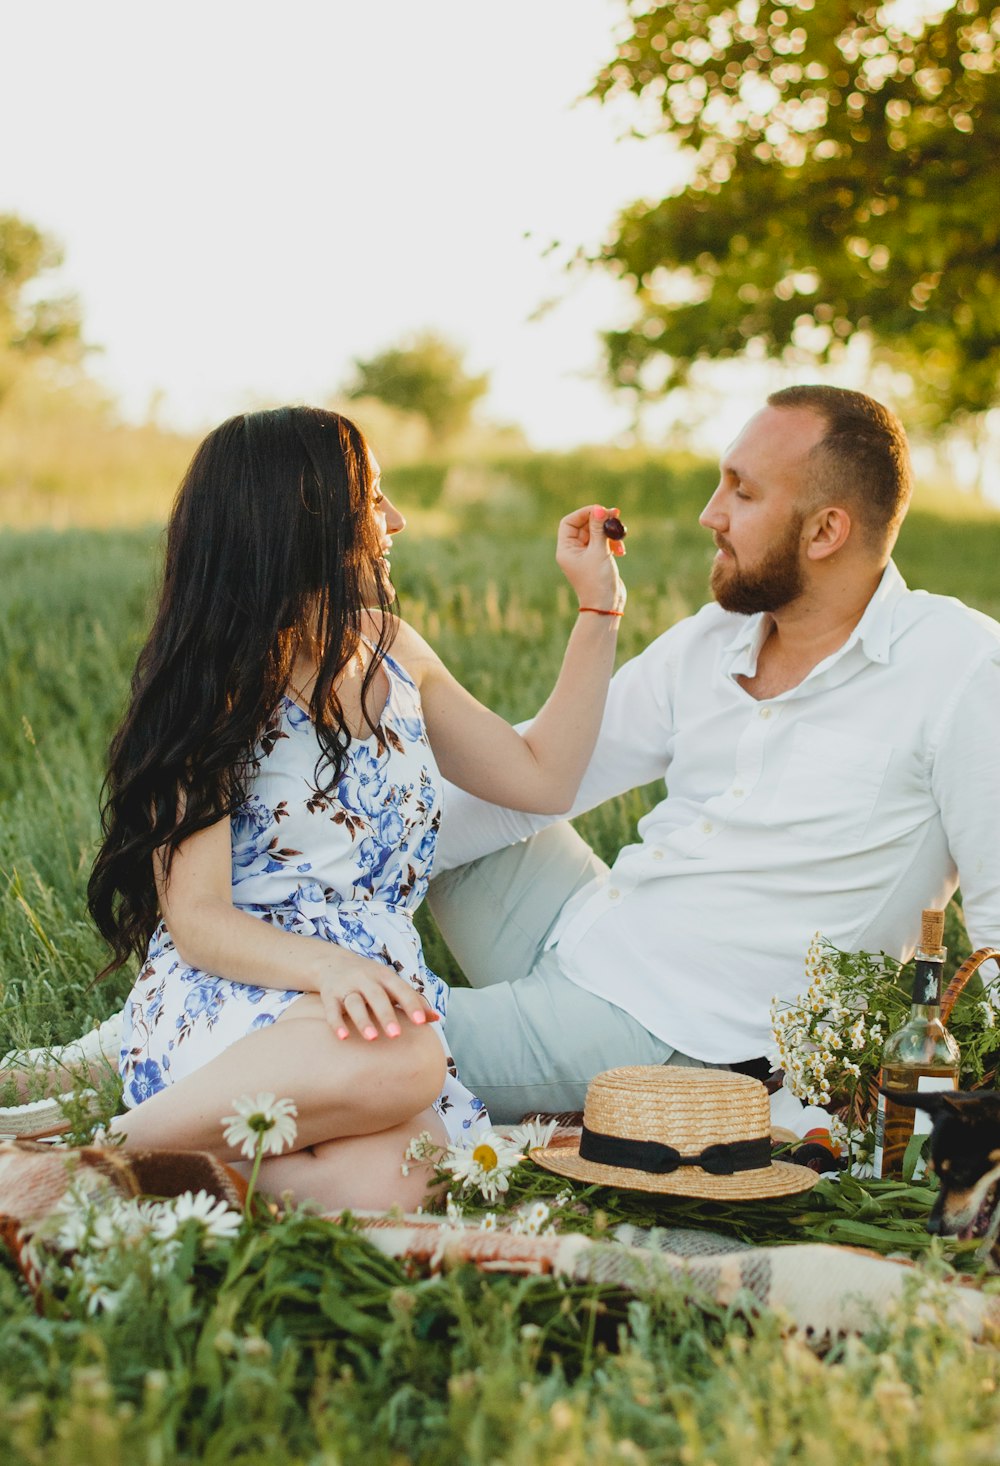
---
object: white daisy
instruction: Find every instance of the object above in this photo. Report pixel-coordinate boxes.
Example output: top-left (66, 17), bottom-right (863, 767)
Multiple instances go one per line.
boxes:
top-left (504, 1117), bottom-right (558, 1155)
top-left (50, 1196), bottom-right (94, 1253)
top-left (221, 1093), bottom-right (298, 1159)
top-left (514, 1201), bottom-right (551, 1236)
top-left (439, 1131), bottom-right (524, 1204)
top-left (155, 1189), bottom-right (242, 1241)
top-left (84, 1282), bottom-right (122, 1316)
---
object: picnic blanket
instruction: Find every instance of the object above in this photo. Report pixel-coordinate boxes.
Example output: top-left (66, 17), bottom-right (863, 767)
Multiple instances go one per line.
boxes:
top-left (1, 1140), bottom-right (997, 1344)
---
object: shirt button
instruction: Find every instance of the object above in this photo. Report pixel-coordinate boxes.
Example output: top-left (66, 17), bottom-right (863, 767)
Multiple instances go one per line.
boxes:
top-left (732, 788), bottom-right (744, 798)
top-left (608, 887), bottom-right (621, 900)
top-left (759, 707), bottom-right (772, 720)
top-left (701, 821), bottom-right (714, 834)
top-left (651, 849), bottom-right (664, 860)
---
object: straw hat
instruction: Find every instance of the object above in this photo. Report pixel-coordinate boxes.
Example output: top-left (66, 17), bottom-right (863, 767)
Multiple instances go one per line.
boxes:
top-left (531, 1066), bottom-right (818, 1200)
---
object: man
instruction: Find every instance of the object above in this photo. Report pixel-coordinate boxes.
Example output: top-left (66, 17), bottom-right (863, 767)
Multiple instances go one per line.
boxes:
top-left (429, 386), bottom-right (1000, 1122)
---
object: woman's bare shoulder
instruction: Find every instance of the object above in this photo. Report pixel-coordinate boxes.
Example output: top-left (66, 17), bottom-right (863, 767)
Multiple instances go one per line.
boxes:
top-left (362, 610), bottom-right (437, 680)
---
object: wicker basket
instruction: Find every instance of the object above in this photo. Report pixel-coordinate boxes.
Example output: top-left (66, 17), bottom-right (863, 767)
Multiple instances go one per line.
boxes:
top-left (840, 946), bottom-right (1000, 1133)
top-left (941, 946), bottom-right (1000, 1027)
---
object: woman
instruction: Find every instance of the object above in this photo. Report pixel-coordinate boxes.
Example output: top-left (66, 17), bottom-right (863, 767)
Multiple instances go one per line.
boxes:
top-left (87, 406), bottom-right (625, 1210)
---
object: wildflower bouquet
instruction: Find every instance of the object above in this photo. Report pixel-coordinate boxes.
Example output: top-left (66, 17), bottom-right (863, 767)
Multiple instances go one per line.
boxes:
top-left (405, 1119), bottom-right (577, 1235)
top-left (771, 934), bottom-right (1000, 1160)
top-left (24, 1181), bottom-right (243, 1317)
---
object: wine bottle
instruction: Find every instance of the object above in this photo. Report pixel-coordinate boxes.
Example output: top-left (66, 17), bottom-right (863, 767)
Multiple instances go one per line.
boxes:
top-left (872, 909), bottom-right (960, 1180)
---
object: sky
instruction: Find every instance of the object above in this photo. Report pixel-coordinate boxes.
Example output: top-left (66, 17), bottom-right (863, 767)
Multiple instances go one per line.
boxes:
top-left (2, 0), bottom-right (690, 448)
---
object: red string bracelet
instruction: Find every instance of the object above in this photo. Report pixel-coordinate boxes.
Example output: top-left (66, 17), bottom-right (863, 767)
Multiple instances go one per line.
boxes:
top-left (579, 607), bottom-right (624, 617)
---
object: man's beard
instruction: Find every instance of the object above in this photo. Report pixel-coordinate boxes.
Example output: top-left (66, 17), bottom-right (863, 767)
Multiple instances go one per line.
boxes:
top-left (710, 512), bottom-right (805, 615)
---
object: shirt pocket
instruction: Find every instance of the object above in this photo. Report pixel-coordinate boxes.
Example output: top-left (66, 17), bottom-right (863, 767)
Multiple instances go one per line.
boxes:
top-left (763, 721), bottom-right (893, 848)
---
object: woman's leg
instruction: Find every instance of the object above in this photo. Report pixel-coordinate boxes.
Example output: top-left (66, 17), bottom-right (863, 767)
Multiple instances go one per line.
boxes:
top-left (110, 997), bottom-right (446, 1156)
top-left (251, 1106), bottom-right (450, 1212)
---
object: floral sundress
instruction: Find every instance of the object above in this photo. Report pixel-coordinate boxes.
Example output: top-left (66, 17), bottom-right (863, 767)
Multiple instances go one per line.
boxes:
top-left (118, 646), bottom-right (489, 1143)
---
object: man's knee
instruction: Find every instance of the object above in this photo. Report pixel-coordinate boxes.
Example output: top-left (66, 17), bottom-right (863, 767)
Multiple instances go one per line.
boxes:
top-left (428, 823), bottom-right (607, 989)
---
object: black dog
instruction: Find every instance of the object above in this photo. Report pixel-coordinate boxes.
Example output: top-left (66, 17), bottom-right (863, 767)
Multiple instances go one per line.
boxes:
top-left (889, 1090), bottom-right (1000, 1267)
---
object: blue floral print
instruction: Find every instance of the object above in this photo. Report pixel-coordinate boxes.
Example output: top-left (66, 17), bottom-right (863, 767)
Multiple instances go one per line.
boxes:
top-left (118, 645), bottom-right (488, 1143)
top-left (127, 1058), bottom-right (165, 1106)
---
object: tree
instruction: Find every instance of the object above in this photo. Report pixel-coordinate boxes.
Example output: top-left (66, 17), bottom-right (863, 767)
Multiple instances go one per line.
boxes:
top-left (591, 1), bottom-right (1000, 426)
top-left (0, 214), bottom-right (84, 405)
top-left (345, 332), bottom-right (489, 442)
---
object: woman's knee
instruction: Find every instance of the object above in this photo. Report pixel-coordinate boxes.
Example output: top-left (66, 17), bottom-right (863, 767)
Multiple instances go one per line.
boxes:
top-left (384, 1023), bottom-right (448, 1114)
top-left (311, 1020), bottom-right (446, 1126)
top-left (257, 1107), bottom-right (448, 1212)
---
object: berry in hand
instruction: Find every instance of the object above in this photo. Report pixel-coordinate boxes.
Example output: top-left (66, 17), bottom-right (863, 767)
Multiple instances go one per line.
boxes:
top-left (602, 516), bottom-right (627, 541)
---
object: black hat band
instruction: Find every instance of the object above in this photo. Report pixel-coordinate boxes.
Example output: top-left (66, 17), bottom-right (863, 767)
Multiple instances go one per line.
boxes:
top-left (579, 1124), bottom-right (771, 1176)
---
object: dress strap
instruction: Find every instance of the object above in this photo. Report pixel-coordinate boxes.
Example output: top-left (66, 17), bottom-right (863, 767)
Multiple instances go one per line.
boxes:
top-left (360, 632), bottom-right (418, 696)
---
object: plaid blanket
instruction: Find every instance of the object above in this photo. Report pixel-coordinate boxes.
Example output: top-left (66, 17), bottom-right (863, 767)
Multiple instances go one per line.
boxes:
top-left (1, 1140), bottom-right (998, 1343)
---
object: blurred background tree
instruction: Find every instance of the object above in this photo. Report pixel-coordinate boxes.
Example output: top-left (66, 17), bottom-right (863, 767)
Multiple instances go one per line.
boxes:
top-left (344, 331), bottom-right (490, 444)
top-left (592, 0), bottom-right (1000, 432)
top-left (0, 213), bottom-right (85, 409)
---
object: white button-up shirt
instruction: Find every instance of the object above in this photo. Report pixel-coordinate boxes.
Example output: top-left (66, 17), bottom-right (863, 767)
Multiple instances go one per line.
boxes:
top-left (436, 562), bottom-right (1000, 1062)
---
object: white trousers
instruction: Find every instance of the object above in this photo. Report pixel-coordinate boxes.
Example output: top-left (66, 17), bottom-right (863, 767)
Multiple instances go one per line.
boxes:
top-left (428, 823), bottom-right (708, 1123)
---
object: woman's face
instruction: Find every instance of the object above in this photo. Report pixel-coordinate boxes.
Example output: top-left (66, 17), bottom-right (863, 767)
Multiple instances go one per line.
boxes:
top-left (367, 454), bottom-right (405, 595)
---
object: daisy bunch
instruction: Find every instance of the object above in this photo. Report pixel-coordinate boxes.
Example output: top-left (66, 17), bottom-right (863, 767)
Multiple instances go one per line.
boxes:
top-left (770, 934), bottom-right (897, 1155)
top-left (25, 1180), bottom-right (244, 1317)
top-left (405, 1117), bottom-right (579, 1230)
top-left (404, 1118), bottom-right (557, 1207)
top-left (437, 1129), bottom-right (526, 1205)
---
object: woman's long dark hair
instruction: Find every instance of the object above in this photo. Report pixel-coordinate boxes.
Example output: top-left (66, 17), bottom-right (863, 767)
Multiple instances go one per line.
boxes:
top-left (88, 406), bottom-right (396, 974)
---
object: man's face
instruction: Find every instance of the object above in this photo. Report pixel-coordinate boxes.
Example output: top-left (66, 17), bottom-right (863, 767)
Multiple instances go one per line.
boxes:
top-left (699, 405), bottom-right (827, 615)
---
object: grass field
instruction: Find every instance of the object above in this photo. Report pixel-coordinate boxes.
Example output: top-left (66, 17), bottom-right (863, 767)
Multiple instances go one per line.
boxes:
top-left (2, 458), bottom-right (1000, 1463)
top-left (2, 463), bottom-right (996, 1052)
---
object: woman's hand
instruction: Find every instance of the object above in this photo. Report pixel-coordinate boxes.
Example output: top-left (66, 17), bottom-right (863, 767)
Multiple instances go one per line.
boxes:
top-left (556, 504), bottom-right (627, 614)
top-left (385, 499), bottom-right (629, 815)
top-left (314, 952), bottom-right (441, 1041)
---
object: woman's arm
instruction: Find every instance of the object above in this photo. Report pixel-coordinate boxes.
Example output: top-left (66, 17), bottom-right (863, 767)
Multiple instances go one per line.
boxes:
top-left (155, 818), bottom-right (438, 1039)
top-left (394, 504), bottom-right (626, 813)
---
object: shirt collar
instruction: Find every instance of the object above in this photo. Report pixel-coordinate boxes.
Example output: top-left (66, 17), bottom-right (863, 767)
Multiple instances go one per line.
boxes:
top-left (722, 559), bottom-right (908, 675)
top-left (842, 559), bottom-right (908, 665)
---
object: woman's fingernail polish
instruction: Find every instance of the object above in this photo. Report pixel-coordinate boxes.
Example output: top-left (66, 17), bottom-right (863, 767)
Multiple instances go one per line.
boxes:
top-left (337, 1026), bottom-right (349, 1040)
top-left (412, 1010), bottom-right (426, 1024)
top-left (364, 1025), bottom-right (378, 1041)
top-left (387, 1021), bottom-right (401, 1037)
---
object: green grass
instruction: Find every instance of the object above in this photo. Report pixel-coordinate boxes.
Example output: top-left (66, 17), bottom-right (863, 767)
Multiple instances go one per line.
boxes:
top-left (2, 466), bottom-right (1000, 1463)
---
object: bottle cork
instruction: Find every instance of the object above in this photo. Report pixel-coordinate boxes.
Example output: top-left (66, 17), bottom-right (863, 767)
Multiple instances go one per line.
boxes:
top-left (920, 909), bottom-right (945, 952)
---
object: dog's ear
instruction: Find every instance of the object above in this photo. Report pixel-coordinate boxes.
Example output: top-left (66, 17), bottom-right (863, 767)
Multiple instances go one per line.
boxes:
top-left (878, 1086), bottom-right (964, 1118)
top-left (933, 1091), bottom-right (1000, 1123)
top-left (880, 1088), bottom-right (1000, 1124)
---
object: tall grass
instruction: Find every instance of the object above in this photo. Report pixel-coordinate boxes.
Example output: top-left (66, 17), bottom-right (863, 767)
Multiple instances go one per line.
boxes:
top-left (0, 376), bottom-right (196, 529)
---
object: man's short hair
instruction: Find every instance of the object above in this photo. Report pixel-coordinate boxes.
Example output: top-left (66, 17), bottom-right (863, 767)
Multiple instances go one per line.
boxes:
top-left (767, 385), bottom-right (912, 550)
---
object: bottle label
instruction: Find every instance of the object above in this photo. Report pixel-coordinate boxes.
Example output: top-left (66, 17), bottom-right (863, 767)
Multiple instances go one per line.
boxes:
top-left (911, 1074), bottom-right (956, 1180)
top-left (872, 1094), bottom-right (887, 1178)
top-left (911, 958), bottom-right (942, 1006)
